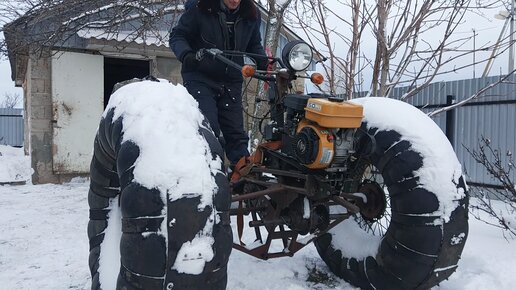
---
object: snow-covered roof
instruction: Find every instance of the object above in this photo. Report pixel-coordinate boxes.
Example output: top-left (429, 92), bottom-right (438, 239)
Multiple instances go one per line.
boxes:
top-left (70, 3), bottom-right (185, 48)
top-left (76, 28), bottom-right (170, 48)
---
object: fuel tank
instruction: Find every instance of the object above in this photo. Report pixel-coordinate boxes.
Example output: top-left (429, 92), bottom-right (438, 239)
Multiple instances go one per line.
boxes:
top-left (304, 98), bottom-right (363, 128)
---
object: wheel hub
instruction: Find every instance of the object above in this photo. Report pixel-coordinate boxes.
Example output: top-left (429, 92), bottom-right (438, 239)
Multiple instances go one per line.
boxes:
top-left (357, 181), bottom-right (387, 221)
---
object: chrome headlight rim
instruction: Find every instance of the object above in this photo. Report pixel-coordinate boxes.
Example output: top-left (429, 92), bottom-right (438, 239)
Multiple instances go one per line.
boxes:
top-left (281, 40), bottom-right (313, 72)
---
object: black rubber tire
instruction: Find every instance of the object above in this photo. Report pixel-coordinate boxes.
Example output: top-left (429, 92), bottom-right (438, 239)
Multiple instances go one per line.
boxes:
top-left (314, 119), bottom-right (468, 289)
top-left (88, 82), bottom-right (231, 290)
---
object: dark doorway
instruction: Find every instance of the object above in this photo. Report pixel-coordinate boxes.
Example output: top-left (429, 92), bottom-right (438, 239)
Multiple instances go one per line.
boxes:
top-left (104, 57), bottom-right (150, 107)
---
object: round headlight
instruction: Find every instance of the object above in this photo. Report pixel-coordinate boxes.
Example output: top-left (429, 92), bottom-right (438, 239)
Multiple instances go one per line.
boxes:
top-left (282, 40), bottom-right (313, 71)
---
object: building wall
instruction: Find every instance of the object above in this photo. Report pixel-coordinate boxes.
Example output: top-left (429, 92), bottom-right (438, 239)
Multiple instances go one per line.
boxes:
top-left (51, 51), bottom-right (104, 174)
top-left (155, 57), bottom-right (182, 84)
top-left (25, 52), bottom-right (183, 184)
top-left (23, 73), bottom-right (30, 156)
top-left (26, 53), bottom-right (61, 184)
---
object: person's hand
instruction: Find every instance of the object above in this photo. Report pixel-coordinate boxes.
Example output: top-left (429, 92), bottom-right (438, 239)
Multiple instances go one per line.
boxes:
top-left (256, 58), bottom-right (271, 71)
top-left (182, 52), bottom-right (198, 69)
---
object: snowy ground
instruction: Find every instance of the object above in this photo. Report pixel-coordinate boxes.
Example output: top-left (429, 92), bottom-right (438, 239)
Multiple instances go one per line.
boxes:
top-left (1, 145), bottom-right (515, 289)
top-left (0, 179), bottom-right (515, 290)
top-left (0, 145), bottom-right (32, 184)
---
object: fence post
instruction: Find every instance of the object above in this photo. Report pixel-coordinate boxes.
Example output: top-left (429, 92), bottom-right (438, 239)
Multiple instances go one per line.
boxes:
top-left (445, 95), bottom-right (456, 148)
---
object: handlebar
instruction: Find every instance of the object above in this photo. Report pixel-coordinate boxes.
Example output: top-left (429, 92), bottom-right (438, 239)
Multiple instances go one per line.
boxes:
top-left (196, 48), bottom-right (277, 82)
top-left (250, 71), bottom-right (276, 82)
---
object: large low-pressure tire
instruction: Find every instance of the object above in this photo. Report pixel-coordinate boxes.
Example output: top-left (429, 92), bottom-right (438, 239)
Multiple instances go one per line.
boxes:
top-left (314, 97), bottom-right (468, 290)
top-left (87, 79), bottom-right (231, 290)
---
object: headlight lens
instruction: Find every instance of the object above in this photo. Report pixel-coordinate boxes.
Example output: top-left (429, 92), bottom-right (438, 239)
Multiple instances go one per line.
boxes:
top-left (282, 41), bottom-right (313, 71)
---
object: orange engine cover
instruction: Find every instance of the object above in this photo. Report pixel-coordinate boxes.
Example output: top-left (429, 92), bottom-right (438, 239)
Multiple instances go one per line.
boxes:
top-left (295, 120), bottom-right (334, 169)
top-left (304, 98), bottom-right (363, 128)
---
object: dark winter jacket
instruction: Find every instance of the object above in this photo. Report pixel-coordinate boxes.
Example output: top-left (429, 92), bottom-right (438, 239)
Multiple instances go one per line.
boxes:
top-left (169, 0), bottom-right (267, 83)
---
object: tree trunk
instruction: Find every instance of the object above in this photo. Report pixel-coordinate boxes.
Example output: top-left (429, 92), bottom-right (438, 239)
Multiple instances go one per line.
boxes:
top-left (250, 0), bottom-right (293, 149)
top-left (346, 0), bottom-right (361, 99)
top-left (371, 0), bottom-right (388, 96)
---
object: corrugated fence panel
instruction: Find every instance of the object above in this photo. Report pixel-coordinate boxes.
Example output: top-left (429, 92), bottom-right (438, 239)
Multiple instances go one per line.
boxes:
top-left (0, 108), bottom-right (24, 147)
top-left (390, 75), bottom-right (516, 106)
top-left (445, 75), bottom-right (516, 104)
top-left (420, 107), bottom-right (447, 133)
top-left (455, 104), bottom-right (516, 186)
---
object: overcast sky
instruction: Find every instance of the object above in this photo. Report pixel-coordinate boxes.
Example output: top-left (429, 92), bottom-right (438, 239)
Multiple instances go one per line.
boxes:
top-left (0, 31), bottom-right (23, 108)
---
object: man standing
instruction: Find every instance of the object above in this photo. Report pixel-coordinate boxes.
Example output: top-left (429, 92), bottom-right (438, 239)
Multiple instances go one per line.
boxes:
top-left (169, 0), bottom-right (267, 164)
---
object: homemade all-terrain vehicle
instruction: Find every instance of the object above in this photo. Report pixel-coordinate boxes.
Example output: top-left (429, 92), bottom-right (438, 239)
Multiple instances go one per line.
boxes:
top-left (88, 41), bottom-right (468, 290)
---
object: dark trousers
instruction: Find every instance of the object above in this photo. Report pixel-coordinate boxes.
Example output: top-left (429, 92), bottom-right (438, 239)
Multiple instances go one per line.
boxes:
top-left (185, 81), bottom-right (250, 164)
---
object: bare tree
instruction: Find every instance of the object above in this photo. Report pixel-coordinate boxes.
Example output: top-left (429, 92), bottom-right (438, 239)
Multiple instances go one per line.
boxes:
top-left (292, 0), bottom-right (370, 97)
top-left (466, 137), bottom-right (516, 238)
top-left (1, 92), bottom-right (21, 108)
top-left (287, 0), bottom-right (508, 100)
top-left (285, 1), bottom-right (516, 239)
top-left (1, 0), bottom-right (185, 58)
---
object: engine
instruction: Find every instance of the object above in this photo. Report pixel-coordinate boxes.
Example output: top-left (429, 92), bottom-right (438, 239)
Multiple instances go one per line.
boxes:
top-left (281, 94), bottom-right (363, 171)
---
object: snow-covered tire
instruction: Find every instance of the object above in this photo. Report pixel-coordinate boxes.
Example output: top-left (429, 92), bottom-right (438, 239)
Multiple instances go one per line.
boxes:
top-left (87, 80), bottom-right (231, 290)
top-left (314, 98), bottom-right (468, 290)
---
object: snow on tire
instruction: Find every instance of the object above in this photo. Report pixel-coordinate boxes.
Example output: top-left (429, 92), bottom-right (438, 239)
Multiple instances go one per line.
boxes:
top-left (87, 79), bottom-right (231, 290)
top-left (314, 97), bottom-right (468, 290)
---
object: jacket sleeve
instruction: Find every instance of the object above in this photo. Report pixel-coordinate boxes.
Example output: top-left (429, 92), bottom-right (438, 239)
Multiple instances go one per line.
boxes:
top-left (169, 6), bottom-right (199, 62)
top-left (246, 18), bottom-right (268, 70)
